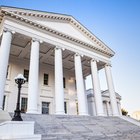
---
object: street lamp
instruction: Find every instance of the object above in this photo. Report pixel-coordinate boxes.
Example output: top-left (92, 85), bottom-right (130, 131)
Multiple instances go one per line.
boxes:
top-left (12, 74), bottom-right (26, 121)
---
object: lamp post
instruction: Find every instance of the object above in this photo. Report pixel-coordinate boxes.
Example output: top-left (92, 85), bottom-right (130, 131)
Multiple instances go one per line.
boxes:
top-left (12, 74), bottom-right (26, 121)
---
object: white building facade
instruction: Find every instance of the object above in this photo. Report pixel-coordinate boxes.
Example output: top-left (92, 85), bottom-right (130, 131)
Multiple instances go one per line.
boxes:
top-left (0, 6), bottom-right (121, 116)
top-left (87, 89), bottom-right (122, 116)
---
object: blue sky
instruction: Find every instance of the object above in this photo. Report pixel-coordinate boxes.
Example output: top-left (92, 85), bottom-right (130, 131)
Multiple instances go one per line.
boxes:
top-left (0, 0), bottom-right (140, 115)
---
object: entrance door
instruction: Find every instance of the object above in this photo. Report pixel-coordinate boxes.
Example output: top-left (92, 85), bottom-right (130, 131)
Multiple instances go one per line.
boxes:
top-left (42, 102), bottom-right (50, 114)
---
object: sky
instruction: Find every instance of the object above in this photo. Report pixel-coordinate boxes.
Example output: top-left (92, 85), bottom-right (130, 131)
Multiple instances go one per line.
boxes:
top-left (0, 0), bottom-right (140, 115)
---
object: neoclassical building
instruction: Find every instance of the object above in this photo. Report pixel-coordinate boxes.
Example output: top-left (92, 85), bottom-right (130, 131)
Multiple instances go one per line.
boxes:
top-left (87, 89), bottom-right (121, 116)
top-left (0, 6), bottom-right (121, 116)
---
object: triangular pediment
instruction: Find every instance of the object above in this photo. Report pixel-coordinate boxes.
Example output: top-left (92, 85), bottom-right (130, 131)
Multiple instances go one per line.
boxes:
top-left (32, 20), bottom-right (95, 46)
top-left (0, 6), bottom-right (115, 57)
top-left (102, 90), bottom-right (121, 99)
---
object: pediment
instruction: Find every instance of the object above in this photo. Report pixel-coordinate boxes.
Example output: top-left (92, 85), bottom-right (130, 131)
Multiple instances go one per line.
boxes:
top-left (102, 90), bottom-right (121, 99)
top-left (32, 19), bottom-right (95, 46)
top-left (0, 6), bottom-right (115, 57)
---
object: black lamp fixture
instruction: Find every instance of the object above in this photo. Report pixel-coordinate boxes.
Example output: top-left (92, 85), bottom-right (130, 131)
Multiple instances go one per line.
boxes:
top-left (12, 74), bottom-right (26, 121)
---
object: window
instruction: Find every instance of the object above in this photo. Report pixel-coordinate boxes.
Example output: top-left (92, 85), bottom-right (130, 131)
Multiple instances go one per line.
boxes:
top-left (63, 77), bottom-right (66, 88)
top-left (6, 65), bottom-right (9, 79)
top-left (74, 80), bottom-right (77, 89)
top-left (2, 95), bottom-right (6, 110)
top-left (64, 101), bottom-right (67, 114)
top-left (76, 102), bottom-right (79, 115)
top-left (21, 97), bottom-right (28, 113)
top-left (24, 69), bottom-right (29, 82)
top-left (44, 74), bottom-right (49, 85)
top-left (42, 102), bottom-right (50, 114)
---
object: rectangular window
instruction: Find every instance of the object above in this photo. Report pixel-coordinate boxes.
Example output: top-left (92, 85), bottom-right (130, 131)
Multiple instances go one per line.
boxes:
top-left (2, 95), bottom-right (6, 110)
top-left (76, 102), bottom-right (79, 115)
top-left (6, 65), bottom-right (9, 79)
top-left (42, 102), bottom-right (50, 114)
top-left (75, 80), bottom-right (77, 89)
top-left (21, 97), bottom-right (28, 113)
top-left (44, 74), bottom-right (49, 85)
top-left (24, 69), bottom-right (29, 82)
top-left (64, 101), bottom-right (67, 114)
top-left (63, 77), bottom-right (66, 88)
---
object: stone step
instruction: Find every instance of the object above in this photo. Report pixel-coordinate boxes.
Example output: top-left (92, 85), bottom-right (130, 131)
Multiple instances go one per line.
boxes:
top-left (21, 114), bottom-right (140, 140)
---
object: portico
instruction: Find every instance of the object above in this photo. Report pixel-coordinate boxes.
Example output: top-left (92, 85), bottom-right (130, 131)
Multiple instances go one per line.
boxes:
top-left (0, 6), bottom-right (121, 116)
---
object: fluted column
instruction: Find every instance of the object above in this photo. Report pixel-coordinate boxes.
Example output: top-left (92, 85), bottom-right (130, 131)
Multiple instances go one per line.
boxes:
top-left (55, 47), bottom-right (64, 114)
top-left (74, 54), bottom-right (88, 115)
top-left (105, 64), bottom-right (119, 116)
top-left (91, 59), bottom-right (104, 116)
top-left (27, 39), bottom-right (40, 114)
top-left (0, 30), bottom-right (12, 110)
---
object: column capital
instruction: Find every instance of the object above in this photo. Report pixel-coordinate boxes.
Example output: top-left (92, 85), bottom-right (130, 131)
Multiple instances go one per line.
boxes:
top-left (74, 53), bottom-right (84, 57)
top-left (105, 63), bottom-right (112, 67)
top-left (90, 58), bottom-right (99, 63)
top-left (32, 38), bottom-right (43, 43)
top-left (3, 28), bottom-right (15, 34)
top-left (55, 46), bottom-right (65, 51)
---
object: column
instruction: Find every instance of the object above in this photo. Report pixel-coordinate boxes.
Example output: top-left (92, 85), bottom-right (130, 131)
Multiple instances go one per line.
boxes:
top-left (117, 102), bottom-right (122, 116)
top-left (55, 47), bottom-right (64, 114)
top-left (105, 64), bottom-right (119, 116)
top-left (74, 54), bottom-right (88, 115)
top-left (106, 101), bottom-right (111, 116)
top-left (0, 30), bottom-right (12, 110)
top-left (91, 60), bottom-right (104, 116)
top-left (27, 39), bottom-right (40, 114)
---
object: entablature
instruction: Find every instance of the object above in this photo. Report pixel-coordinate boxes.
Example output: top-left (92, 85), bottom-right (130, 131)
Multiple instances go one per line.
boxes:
top-left (2, 18), bottom-right (111, 64)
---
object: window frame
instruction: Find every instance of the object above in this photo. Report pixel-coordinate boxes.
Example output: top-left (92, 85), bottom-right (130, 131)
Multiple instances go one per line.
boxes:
top-left (6, 65), bottom-right (9, 79)
top-left (21, 97), bottom-right (28, 113)
top-left (42, 102), bottom-right (50, 114)
top-left (64, 101), bottom-right (67, 114)
top-left (63, 77), bottom-right (66, 88)
top-left (44, 73), bottom-right (49, 85)
top-left (2, 95), bottom-right (6, 110)
top-left (23, 69), bottom-right (29, 82)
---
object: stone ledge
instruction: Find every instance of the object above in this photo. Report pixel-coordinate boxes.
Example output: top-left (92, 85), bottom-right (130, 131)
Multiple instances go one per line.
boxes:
top-left (120, 116), bottom-right (140, 127)
top-left (0, 135), bottom-right (41, 140)
top-left (0, 110), bottom-right (11, 122)
top-left (0, 121), bottom-right (41, 140)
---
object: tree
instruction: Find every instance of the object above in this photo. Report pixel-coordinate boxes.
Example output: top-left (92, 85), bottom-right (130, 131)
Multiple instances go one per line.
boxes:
top-left (121, 108), bottom-right (128, 116)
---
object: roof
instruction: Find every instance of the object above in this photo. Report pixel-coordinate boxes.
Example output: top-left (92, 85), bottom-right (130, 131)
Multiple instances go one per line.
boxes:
top-left (0, 6), bottom-right (115, 57)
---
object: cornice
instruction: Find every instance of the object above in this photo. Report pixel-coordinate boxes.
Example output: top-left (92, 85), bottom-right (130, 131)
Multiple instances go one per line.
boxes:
top-left (0, 12), bottom-right (4, 24)
top-left (1, 8), bottom-right (114, 57)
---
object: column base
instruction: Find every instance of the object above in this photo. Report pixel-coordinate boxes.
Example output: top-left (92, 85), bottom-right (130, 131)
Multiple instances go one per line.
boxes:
top-left (26, 110), bottom-right (40, 114)
top-left (112, 113), bottom-right (120, 116)
top-left (108, 113), bottom-right (112, 116)
top-left (96, 113), bottom-right (105, 116)
top-left (79, 112), bottom-right (89, 116)
top-left (55, 111), bottom-right (65, 115)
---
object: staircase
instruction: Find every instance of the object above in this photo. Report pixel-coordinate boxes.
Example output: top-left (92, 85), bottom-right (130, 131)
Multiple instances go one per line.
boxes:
top-left (21, 114), bottom-right (140, 140)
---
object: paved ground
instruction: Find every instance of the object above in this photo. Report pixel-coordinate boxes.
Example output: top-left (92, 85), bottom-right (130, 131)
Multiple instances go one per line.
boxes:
top-left (21, 114), bottom-right (140, 140)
